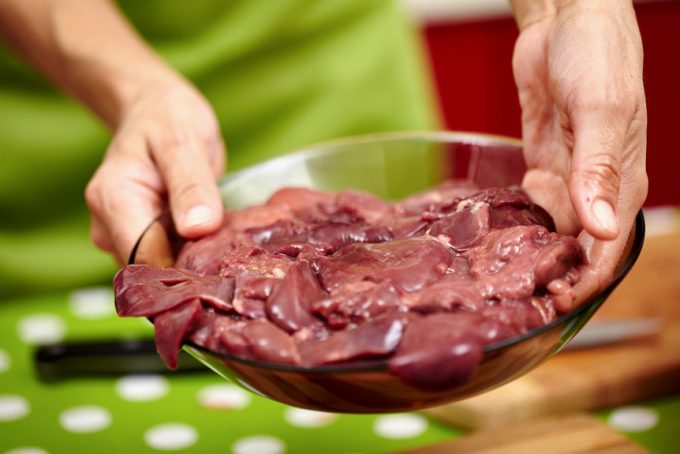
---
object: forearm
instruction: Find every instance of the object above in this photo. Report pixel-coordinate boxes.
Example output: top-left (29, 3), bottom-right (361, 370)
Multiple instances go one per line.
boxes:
top-left (0, 0), bottom-right (176, 130)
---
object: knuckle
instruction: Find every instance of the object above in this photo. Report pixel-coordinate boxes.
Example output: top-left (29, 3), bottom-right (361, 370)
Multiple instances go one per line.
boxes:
top-left (607, 95), bottom-right (631, 117)
top-left (147, 119), bottom-right (222, 165)
top-left (173, 179), bottom-right (207, 203)
top-left (84, 180), bottom-right (101, 210)
top-left (91, 235), bottom-right (109, 252)
top-left (166, 130), bottom-right (191, 151)
top-left (572, 95), bottom-right (605, 115)
top-left (581, 162), bottom-right (621, 199)
top-left (154, 130), bottom-right (215, 164)
top-left (203, 129), bottom-right (221, 152)
top-left (578, 154), bottom-right (622, 198)
top-left (585, 153), bottom-right (621, 181)
top-left (149, 126), bottom-right (192, 156)
top-left (572, 91), bottom-right (634, 120)
top-left (89, 224), bottom-right (111, 252)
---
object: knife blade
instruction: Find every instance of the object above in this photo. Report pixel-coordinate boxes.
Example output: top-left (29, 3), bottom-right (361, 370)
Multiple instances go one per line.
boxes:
top-left (564, 318), bottom-right (662, 350)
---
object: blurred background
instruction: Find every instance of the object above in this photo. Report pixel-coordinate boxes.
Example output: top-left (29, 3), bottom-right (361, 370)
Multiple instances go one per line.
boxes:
top-left (0, 1), bottom-right (678, 453)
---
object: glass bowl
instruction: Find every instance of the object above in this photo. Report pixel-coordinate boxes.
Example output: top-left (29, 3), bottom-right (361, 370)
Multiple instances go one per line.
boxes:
top-left (130, 131), bottom-right (644, 413)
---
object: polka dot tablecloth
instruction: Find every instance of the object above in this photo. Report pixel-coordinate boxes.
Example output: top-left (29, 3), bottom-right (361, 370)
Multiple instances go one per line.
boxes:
top-left (0, 291), bottom-right (459, 453)
top-left (1, 290), bottom-right (679, 453)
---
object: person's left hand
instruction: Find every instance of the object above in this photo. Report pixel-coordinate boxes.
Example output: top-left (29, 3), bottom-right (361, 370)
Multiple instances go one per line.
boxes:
top-left (512, 0), bottom-right (648, 300)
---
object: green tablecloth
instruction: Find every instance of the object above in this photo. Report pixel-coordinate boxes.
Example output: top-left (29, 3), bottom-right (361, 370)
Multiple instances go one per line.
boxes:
top-left (0, 291), bottom-right (461, 453)
top-left (1, 289), bottom-right (678, 453)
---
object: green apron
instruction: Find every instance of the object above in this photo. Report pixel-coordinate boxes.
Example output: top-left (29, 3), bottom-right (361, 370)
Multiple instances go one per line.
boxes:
top-left (0, 0), bottom-right (438, 297)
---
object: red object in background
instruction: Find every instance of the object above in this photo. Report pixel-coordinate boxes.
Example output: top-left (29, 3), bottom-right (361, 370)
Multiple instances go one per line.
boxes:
top-left (422, 0), bottom-right (680, 206)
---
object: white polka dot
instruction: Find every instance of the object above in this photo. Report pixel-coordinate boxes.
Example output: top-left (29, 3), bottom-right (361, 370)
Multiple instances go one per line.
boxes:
top-left (0, 349), bottom-right (10, 374)
top-left (17, 314), bottom-right (66, 345)
top-left (69, 288), bottom-right (115, 319)
top-left (116, 375), bottom-right (169, 402)
top-left (373, 414), bottom-right (428, 439)
top-left (59, 406), bottom-right (111, 433)
top-left (197, 384), bottom-right (251, 410)
top-left (144, 423), bottom-right (198, 450)
top-left (5, 448), bottom-right (49, 454)
top-left (232, 435), bottom-right (285, 454)
top-left (0, 395), bottom-right (30, 422)
top-left (608, 406), bottom-right (659, 432)
top-left (284, 408), bottom-right (336, 428)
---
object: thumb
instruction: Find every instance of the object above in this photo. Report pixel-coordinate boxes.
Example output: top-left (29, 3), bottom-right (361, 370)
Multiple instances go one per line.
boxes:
top-left (155, 139), bottom-right (224, 238)
top-left (568, 104), bottom-right (626, 240)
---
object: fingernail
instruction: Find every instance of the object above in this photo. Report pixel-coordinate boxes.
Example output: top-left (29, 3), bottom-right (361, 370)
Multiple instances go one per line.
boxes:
top-left (185, 205), bottom-right (214, 227)
top-left (592, 199), bottom-right (617, 234)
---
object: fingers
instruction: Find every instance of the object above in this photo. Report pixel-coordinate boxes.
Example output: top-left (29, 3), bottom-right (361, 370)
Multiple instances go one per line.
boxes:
top-left (573, 208), bottom-right (639, 304)
top-left (522, 168), bottom-right (582, 236)
top-left (89, 212), bottom-right (115, 254)
top-left (85, 157), bottom-right (164, 263)
top-left (568, 96), bottom-right (631, 241)
top-left (573, 234), bottom-right (622, 304)
top-left (152, 132), bottom-right (225, 239)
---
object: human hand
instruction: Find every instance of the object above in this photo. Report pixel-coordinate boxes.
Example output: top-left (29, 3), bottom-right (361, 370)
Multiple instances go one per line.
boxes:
top-left (0, 0), bottom-right (226, 263)
top-left (511, 0), bottom-right (647, 299)
top-left (85, 75), bottom-right (225, 263)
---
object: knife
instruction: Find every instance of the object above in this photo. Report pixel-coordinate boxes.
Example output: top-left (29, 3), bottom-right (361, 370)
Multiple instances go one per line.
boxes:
top-left (564, 318), bottom-right (662, 350)
top-left (34, 338), bottom-right (206, 382)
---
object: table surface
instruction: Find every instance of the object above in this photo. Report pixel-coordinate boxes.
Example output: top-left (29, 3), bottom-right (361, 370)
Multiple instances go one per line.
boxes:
top-left (2, 209), bottom-right (679, 454)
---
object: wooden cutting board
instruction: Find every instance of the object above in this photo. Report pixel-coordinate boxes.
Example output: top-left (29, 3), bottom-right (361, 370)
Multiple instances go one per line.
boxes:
top-left (423, 231), bottom-right (680, 429)
top-left (398, 413), bottom-right (646, 453)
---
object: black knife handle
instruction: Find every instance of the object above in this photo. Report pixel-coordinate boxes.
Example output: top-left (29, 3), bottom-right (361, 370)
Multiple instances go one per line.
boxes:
top-left (34, 339), bottom-right (206, 382)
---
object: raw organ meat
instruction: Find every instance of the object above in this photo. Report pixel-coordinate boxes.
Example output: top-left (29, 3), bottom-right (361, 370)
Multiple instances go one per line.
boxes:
top-left (114, 184), bottom-right (583, 390)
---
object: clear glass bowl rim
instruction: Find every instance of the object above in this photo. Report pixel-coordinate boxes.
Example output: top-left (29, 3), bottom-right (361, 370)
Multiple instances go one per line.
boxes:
top-left (130, 131), bottom-right (646, 374)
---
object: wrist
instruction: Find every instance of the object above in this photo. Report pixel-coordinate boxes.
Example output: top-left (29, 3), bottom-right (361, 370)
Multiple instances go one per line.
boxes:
top-left (510, 0), bottom-right (557, 30)
top-left (46, 0), bottom-right (181, 130)
top-left (510, 0), bottom-right (634, 30)
top-left (81, 59), bottom-right (179, 130)
top-left (58, 36), bottom-right (178, 130)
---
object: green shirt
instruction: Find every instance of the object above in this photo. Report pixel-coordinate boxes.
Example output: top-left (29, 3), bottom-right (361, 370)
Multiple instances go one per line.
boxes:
top-left (0, 0), bottom-right (438, 297)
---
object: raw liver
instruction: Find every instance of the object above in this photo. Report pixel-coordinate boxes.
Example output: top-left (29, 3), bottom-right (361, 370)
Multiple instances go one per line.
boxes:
top-left (114, 185), bottom-right (583, 390)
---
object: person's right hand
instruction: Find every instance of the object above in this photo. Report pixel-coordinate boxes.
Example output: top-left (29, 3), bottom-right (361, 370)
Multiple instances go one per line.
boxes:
top-left (85, 74), bottom-right (226, 263)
